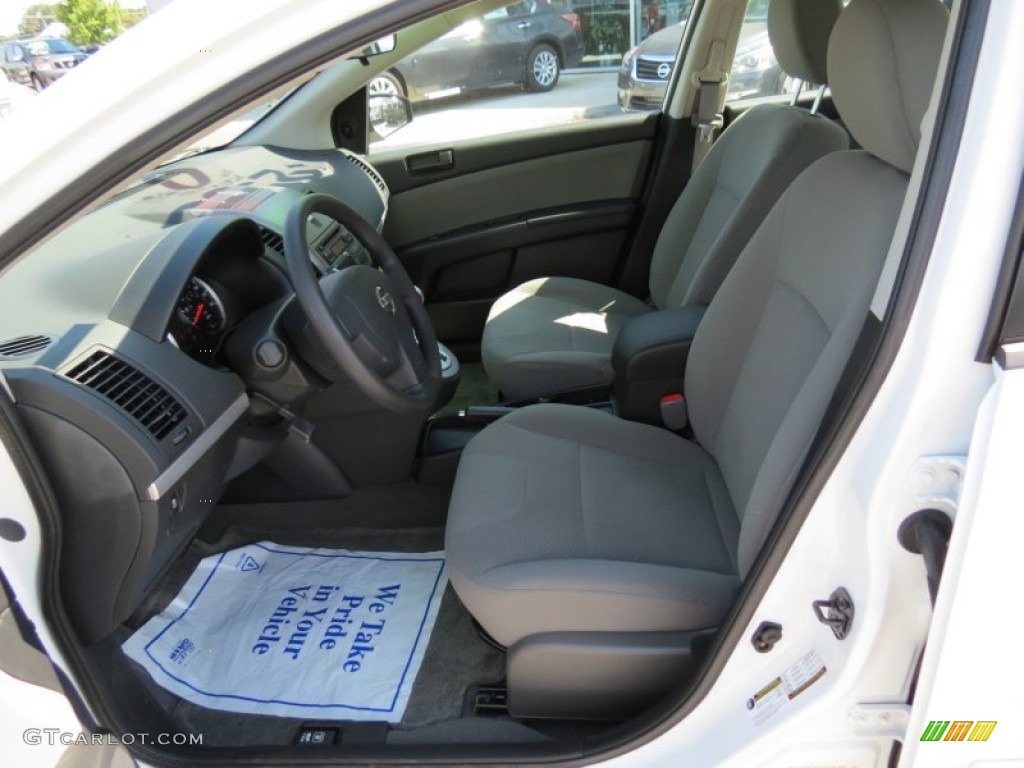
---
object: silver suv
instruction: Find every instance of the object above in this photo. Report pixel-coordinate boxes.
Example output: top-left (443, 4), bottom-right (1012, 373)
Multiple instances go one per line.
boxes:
top-left (0, 38), bottom-right (88, 91)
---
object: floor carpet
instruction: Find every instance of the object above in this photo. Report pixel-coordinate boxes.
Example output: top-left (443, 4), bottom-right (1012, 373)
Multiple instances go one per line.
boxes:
top-left (437, 362), bottom-right (500, 416)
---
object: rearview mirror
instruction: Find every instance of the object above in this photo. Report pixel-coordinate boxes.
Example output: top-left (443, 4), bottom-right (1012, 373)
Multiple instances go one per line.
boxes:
top-left (357, 34), bottom-right (397, 58)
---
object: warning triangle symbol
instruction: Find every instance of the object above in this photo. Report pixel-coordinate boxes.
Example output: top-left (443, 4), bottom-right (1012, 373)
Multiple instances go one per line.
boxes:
top-left (239, 555), bottom-right (261, 572)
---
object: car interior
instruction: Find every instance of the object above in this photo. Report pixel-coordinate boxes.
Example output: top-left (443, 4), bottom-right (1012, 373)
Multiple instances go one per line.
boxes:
top-left (0, 0), bottom-right (953, 761)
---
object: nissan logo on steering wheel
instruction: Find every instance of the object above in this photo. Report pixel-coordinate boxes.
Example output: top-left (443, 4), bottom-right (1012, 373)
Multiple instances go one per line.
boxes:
top-left (375, 285), bottom-right (396, 315)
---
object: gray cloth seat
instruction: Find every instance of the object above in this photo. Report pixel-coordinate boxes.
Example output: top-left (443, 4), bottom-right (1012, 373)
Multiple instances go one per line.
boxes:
top-left (479, 277), bottom-right (652, 398)
top-left (447, 0), bottom-right (949, 713)
top-left (482, 0), bottom-right (850, 400)
top-left (447, 403), bottom-right (740, 647)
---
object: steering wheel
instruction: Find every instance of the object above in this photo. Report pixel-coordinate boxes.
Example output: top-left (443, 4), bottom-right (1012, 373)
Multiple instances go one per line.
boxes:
top-left (283, 193), bottom-right (441, 414)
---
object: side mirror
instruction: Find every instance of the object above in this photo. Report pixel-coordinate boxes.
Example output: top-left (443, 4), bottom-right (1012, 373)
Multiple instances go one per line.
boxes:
top-left (368, 93), bottom-right (413, 140)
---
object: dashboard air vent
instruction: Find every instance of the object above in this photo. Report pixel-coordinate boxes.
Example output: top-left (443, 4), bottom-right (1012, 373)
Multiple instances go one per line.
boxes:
top-left (258, 226), bottom-right (284, 255)
top-left (66, 351), bottom-right (187, 440)
top-left (0, 334), bottom-right (54, 359)
top-left (346, 154), bottom-right (388, 196)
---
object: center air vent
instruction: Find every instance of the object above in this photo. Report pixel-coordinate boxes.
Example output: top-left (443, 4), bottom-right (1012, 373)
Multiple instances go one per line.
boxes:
top-left (0, 334), bottom-right (54, 359)
top-left (258, 226), bottom-right (284, 255)
top-left (65, 351), bottom-right (187, 440)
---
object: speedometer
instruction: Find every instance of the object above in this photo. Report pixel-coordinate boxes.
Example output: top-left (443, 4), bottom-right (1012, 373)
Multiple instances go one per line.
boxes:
top-left (176, 276), bottom-right (226, 335)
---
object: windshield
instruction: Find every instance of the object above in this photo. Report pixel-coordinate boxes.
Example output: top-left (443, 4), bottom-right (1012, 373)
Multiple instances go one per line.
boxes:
top-left (171, 91), bottom-right (294, 163)
top-left (26, 39), bottom-right (79, 56)
top-left (175, 33), bottom-right (394, 156)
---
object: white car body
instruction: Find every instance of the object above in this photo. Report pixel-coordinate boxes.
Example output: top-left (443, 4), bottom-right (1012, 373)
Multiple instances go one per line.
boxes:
top-left (0, 0), bottom-right (1022, 766)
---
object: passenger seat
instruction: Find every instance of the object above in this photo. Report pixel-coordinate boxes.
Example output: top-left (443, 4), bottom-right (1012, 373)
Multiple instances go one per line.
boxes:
top-left (482, 0), bottom-right (850, 401)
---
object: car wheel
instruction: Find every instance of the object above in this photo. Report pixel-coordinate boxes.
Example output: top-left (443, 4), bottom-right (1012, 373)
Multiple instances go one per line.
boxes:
top-left (525, 44), bottom-right (560, 92)
top-left (30, 74), bottom-right (44, 92)
top-left (368, 72), bottom-right (405, 98)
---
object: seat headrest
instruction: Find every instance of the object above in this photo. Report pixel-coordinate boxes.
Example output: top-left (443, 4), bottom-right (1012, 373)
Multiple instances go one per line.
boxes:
top-left (767, 0), bottom-right (843, 84)
top-left (828, 0), bottom-right (949, 173)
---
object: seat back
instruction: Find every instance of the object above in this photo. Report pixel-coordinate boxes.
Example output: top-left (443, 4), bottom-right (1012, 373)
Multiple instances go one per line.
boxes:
top-left (685, 0), bottom-right (949, 576)
top-left (648, 0), bottom-right (848, 310)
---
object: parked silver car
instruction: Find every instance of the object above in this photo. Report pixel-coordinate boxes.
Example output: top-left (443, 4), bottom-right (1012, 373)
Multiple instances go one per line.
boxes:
top-left (617, 17), bottom-right (794, 110)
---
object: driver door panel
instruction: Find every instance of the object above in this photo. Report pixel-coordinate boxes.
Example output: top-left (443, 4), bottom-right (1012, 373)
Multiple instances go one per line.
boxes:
top-left (373, 114), bottom-right (657, 352)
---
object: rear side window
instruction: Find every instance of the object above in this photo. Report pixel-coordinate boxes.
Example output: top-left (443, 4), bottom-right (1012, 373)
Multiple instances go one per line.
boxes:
top-left (614, 0), bottom-right (797, 115)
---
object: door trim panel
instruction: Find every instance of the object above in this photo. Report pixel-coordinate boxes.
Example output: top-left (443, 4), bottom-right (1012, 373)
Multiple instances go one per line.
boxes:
top-left (402, 199), bottom-right (636, 348)
top-left (400, 198), bottom-right (635, 285)
top-left (383, 140), bottom-right (650, 247)
top-left (372, 112), bottom-right (660, 195)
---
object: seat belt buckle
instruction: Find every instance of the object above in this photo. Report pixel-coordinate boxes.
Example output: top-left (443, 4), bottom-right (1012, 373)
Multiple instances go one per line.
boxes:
top-left (697, 115), bottom-right (724, 143)
top-left (660, 393), bottom-right (688, 431)
top-left (691, 78), bottom-right (725, 144)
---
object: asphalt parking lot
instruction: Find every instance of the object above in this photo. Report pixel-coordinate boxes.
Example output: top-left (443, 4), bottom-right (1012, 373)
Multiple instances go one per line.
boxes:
top-left (371, 70), bottom-right (621, 152)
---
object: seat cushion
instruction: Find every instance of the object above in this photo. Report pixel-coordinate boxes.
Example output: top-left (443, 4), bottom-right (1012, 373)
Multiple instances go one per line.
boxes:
top-left (446, 404), bottom-right (741, 647)
top-left (481, 277), bottom-right (651, 400)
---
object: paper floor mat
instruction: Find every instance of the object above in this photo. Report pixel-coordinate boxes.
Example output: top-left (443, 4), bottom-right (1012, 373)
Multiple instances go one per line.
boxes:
top-left (123, 542), bottom-right (447, 721)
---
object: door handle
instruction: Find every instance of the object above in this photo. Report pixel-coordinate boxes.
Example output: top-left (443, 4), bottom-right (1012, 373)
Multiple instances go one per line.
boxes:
top-left (406, 149), bottom-right (454, 174)
top-left (517, 21), bottom-right (532, 29)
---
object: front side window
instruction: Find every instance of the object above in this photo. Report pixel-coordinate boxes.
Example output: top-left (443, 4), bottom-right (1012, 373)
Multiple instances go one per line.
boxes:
top-left (367, 0), bottom-right (632, 153)
top-left (359, 0), bottom-right (815, 152)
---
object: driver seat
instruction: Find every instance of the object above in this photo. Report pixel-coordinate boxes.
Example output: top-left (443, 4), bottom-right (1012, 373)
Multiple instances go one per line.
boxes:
top-left (446, 0), bottom-right (949, 719)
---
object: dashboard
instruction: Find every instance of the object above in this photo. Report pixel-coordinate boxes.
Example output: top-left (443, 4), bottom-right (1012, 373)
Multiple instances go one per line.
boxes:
top-left (0, 144), bottom-right (390, 642)
top-left (306, 211), bottom-right (374, 273)
top-left (169, 277), bottom-right (236, 361)
top-left (163, 210), bottom-right (374, 364)
top-left (161, 222), bottom-right (289, 364)
top-left (177, 277), bottom-right (228, 337)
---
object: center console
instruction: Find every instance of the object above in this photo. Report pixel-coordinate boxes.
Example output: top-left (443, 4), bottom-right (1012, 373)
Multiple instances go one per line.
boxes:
top-left (417, 306), bottom-right (708, 485)
top-left (610, 305), bottom-right (706, 426)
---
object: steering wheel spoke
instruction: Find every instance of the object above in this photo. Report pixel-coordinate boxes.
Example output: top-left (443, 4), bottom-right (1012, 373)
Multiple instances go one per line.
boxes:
top-left (283, 194), bottom-right (442, 413)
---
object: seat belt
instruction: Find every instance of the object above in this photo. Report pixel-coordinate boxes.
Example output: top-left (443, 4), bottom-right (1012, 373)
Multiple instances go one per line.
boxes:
top-left (690, 39), bottom-right (728, 171)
